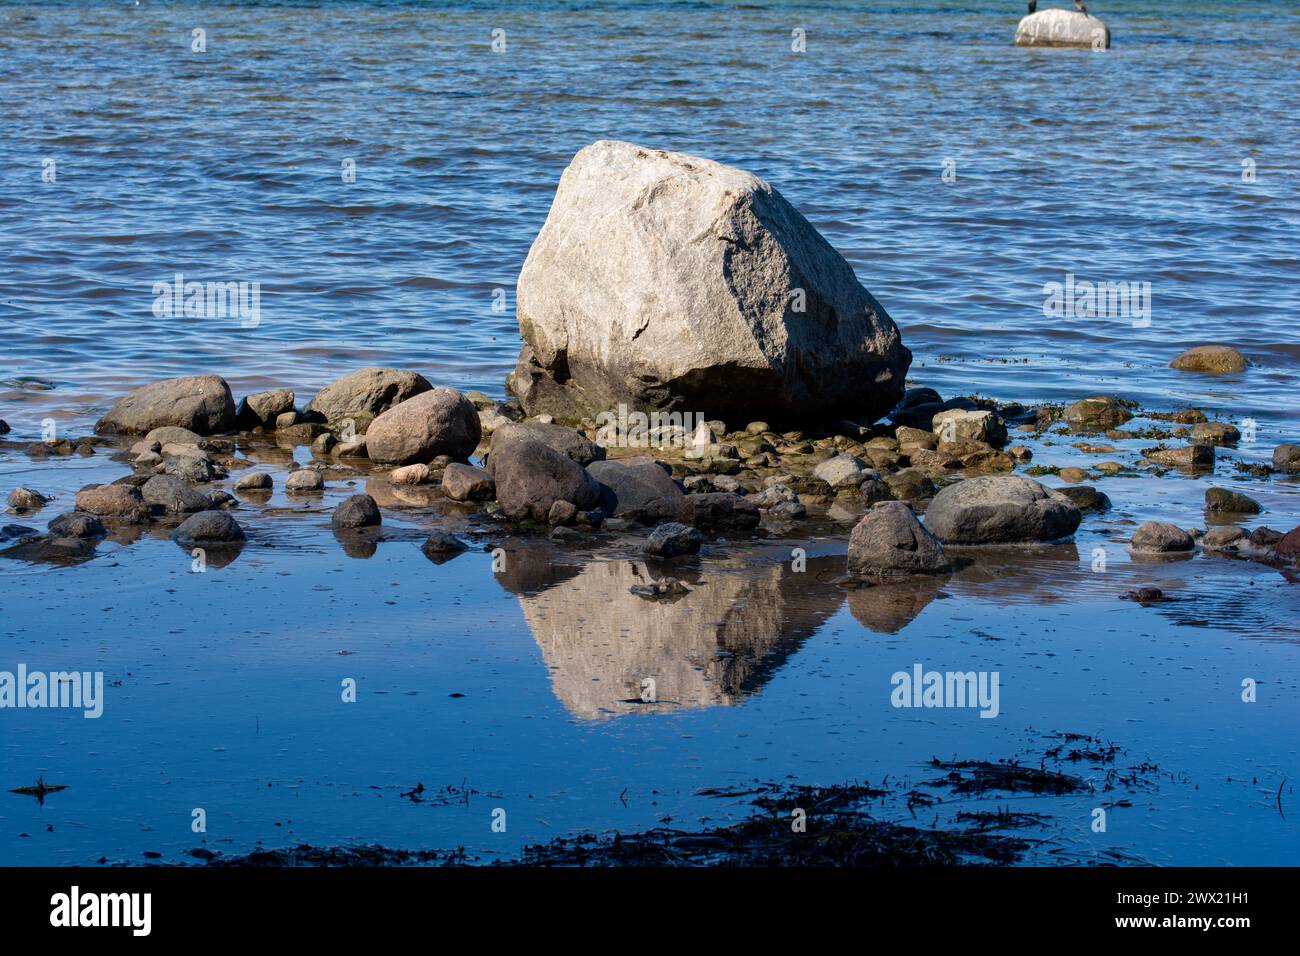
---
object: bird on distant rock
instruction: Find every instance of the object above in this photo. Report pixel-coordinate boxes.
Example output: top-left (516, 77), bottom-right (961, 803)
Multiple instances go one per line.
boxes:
top-left (1074, 0), bottom-right (1089, 14)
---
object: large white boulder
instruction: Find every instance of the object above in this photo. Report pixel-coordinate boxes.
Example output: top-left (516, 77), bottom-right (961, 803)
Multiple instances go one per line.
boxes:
top-left (508, 141), bottom-right (910, 425)
top-left (1015, 9), bottom-right (1110, 49)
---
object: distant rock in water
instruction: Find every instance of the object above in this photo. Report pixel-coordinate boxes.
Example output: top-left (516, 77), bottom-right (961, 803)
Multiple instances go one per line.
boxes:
top-left (1170, 345), bottom-right (1249, 375)
top-left (1015, 8), bottom-right (1110, 49)
top-left (508, 140), bottom-right (910, 425)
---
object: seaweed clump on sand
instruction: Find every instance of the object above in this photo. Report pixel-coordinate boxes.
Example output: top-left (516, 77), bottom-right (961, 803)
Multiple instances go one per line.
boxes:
top-left (197, 844), bottom-right (468, 867)
top-left (516, 811), bottom-right (1028, 867)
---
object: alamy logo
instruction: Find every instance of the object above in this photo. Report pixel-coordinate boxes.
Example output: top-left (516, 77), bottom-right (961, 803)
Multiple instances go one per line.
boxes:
top-left (0, 664), bottom-right (104, 718)
top-left (594, 403), bottom-right (709, 449)
top-left (890, 662), bottom-right (1000, 718)
top-left (152, 272), bottom-right (261, 327)
top-left (50, 887), bottom-right (151, 936)
top-left (1042, 272), bottom-right (1150, 327)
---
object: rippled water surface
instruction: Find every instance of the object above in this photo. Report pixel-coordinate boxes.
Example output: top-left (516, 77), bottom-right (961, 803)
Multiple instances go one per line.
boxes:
top-left (1, 0), bottom-right (1297, 432)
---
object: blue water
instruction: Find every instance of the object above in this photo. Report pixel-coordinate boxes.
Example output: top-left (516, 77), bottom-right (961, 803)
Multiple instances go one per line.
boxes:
top-left (1, 1), bottom-right (1298, 867)
top-left (1, 0), bottom-right (1297, 434)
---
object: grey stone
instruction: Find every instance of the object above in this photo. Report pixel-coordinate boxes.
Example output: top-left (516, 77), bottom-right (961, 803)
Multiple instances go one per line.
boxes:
top-left (440, 463), bottom-right (495, 501)
top-left (847, 501), bottom-right (950, 576)
top-left (1205, 487), bottom-right (1261, 514)
top-left (489, 421), bottom-right (605, 467)
top-left (1015, 8), bottom-right (1110, 48)
top-left (95, 375), bottom-right (236, 436)
top-left (491, 439), bottom-right (601, 521)
top-left (925, 475), bottom-right (1081, 544)
top-left (307, 368), bottom-right (432, 424)
top-left (644, 522), bottom-right (703, 558)
top-left (365, 387), bottom-right (481, 465)
top-left (1130, 521), bottom-right (1195, 554)
top-left (332, 494), bottom-right (381, 529)
top-left (587, 457), bottom-right (684, 521)
top-left (171, 510), bottom-right (246, 546)
top-left (507, 140), bottom-right (910, 423)
top-left (142, 475), bottom-right (215, 514)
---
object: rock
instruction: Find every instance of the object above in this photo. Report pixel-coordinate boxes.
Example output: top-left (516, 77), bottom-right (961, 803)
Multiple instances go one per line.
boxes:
top-left (1064, 396), bottom-right (1131, 429)
top-left (208, 490), bottom-right (237, 508)
top-left (644, 522), bottom-right (703, 558)
top-left (960, 449), bottom-right (1015, 472)
top-left (95, 375), bottom-right (236, 436)
top-left (925, 475), bottom-right (1081, 544)
top-left (145, 426), bottom-right (203, 446)
top-left (1007, 445), bottom-right (1032, 462)
top-left (389, 463), bottom-right (431, 485)
top-left (1272, 444), bottom-right (1300, 474)
top-left (547, 499), bottom-right (578, 526)
top-left (907, 448), bottom-right (958, 470)
top-left (549, 525), bottom-right (583, 543)
top-left (1058, 467), bottom-right (1089, 483)
top-left (883, 468), bottom-right (936, 502)
top-left (813, 454), bottom-right (871, 489)
top-left (1250, 527), bottom-right (1284, 549)
top-left (1130, 521), bottom-right (1195, 554)
top-left (234, 472), bottom-right (273, 491)
top-left (7, 487), bottom-right (50, 512)
top-left (171, 510), bottom-right (246, 546)
top-left (676, 492), bottom-right (761, 531)
top-left (894, 426), bottom-right (936, 448)
top-left (440, 463), bottom-right (496, 502)
top-left (847, 501), bottom-right (950, 576)
top-left (858, 478), bottom-right (895, 506)
top-left (1057, 485), bottom-right (1111, 512)
top-left (420, 531), bottom-right (468, 561)
top-left (75, 484), bottom-right (151, 522)
top-left (46, 512), bottom-right (107, 539)
top-left (507, 140), bottom-right (909, 423)
top-left (364, 387), bottom-right (481, 466)
top-left (1014, 8), bottom-right (1110, 48)
top-left (332, 494), bottom-right (381, 529)
top-left (285, 469), bottom-right (324, 493)
top-left (334, 437), bottom-right (368, 458)
top-left (0, 419), bottom-right (8, 434)
top-left (629, 577), bottom-right (692, 599)
top-left (745, 421), bottom-right (770, 436)
top-left (306, 368), bottom-right (432, 424)
top-left (588, 457), bottom-right (684, 521)
top-left (275, 411), bottom-right (299, 430)
top-left (767, 500), bottom-right (807, 521)
top-left (236, 389), bottom-right (295, 429)
top-left (1146, 444), bottom-right (1214, 468)
top-left (142, 475), bottom-right (214, 514)
top-left (491, 439), bottom-right (601, 521)
top-left (476, 404), bottom-right (512, 437)
top-left (751, 482), bottom-right (798, 509)
top-left (489, 421), bottom-right (605, 467)
top-left (1205, 487), bottom-right (1261, 514)
top-left (1191, 422), bottom-right (1241, 446)
top-left (274, 422), bottom-right (327, 445)
top-left (165, 454), bottom-right (219, 483)
top-left (932, 408), bottom-right (1005, 446)
top-left (1203, 526), bottom-right (1247, 552)
top-left (312, 432), bottom-right (337, 454)
top-left (1276, 527), bottom-right (1300, 563)
top-left (1170, 345), bottom-right (1248, 375)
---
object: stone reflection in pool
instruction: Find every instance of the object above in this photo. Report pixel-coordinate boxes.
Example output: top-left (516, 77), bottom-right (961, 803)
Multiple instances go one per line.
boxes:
top-left (493, 547), bottom-right (949, 718)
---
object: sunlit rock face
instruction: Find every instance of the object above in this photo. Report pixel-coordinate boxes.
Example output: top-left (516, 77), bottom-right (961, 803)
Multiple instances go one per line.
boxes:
top-left (1014, 9), bottom-right (1110, 49)
top-left (496, 552), bottom-right (846, 718)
